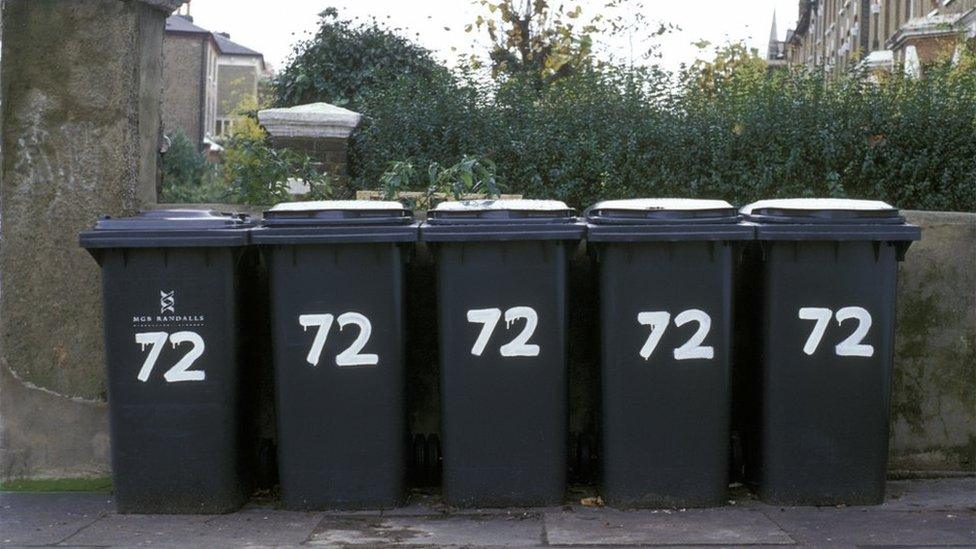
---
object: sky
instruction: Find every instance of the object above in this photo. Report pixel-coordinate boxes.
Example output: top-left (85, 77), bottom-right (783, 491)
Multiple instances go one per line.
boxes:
top-left (187, 0), bottom-right (800, 74)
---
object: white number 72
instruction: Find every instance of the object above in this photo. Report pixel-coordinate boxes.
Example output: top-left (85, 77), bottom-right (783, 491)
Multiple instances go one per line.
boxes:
top-left (798, 306), bottom-right (874, 357)
top-left (637, 309), bottom-right (714, 361)
top-left (466, 306), bottom-right (540, 357)
top-left (299, 312), bottom-right (378, 367)
top-left (135, 331), bottom-right (206, 383)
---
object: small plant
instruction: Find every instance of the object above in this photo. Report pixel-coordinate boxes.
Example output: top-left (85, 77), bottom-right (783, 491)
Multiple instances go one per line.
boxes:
top-left (218, 117), bottom-right (333, 205)
top-left (379, 155), bottom-right (503, 208)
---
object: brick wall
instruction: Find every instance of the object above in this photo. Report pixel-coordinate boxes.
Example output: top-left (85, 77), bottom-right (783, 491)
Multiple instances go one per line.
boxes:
top-left (162, 34), bottom-right (204, 144)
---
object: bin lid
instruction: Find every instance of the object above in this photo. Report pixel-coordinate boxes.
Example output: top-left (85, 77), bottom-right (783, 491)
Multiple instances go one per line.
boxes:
top-left (262, 200), bottom-right (413, 226)
top-left (587, 199), bottom-right (740, 224)
top-left (421, 199), bottom-right (584, 242)
top-left (741, 199), bottom-right (904, 224)
top-left (741, 198), bottom-right (920, 241)
top-left (252, 200), bottom-right (419, 244)
top-left (79, 209), bottom-right (252, 249)
top-left (585, 198), bottom-right (752, 242)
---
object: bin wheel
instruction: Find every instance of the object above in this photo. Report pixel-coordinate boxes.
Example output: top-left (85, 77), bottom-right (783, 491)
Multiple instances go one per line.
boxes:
top-left (412, 434), bottom-right (428, 485)
top-left (426, 434), bottom-right (441, 484)
top-left (730, 431), bottom-right (744, 482)
top-left (569, 432), bottom-right (582, 483)
top-left (579, 435), bottom-right (592, 482)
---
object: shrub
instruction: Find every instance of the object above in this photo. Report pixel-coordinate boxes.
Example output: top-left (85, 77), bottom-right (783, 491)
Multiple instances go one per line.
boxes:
top-left (160, 123), bottom-right (333, 206)
top-left (349, 46), bottom-right (976, 212)
top-left (160, 130), bottom-right (224, 203)
top-left (219, 128), bottom-right (333, 206)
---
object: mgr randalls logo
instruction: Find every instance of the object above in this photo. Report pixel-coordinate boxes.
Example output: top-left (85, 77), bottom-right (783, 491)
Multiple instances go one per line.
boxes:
top-left (160, 290), bottom-right (175, 314)
top-left (131, 289), bottom-right (205, 326)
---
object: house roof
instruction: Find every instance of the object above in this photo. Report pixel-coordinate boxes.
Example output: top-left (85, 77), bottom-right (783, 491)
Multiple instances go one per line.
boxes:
top-left (165, 15), bottom-right (264, 62)
top-left (165, 14), bottom-right (210, 35)
top-left (213, 32), bottom-right (262, 58)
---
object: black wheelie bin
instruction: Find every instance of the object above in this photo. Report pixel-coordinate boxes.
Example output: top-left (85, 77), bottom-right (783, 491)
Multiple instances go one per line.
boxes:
top-left (735, 198), bottom-right (920, 505)
top-left (421, 199), bottom-right (585, 507)
top-left (586, 199), bottom-right (753, 507)
top-left (250, 200), bottom-right (418, 510)
top-left (79, 209), bottom-right (254, 513)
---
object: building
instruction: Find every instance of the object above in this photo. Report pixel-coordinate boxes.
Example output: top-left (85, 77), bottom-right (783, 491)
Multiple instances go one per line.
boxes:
top-left (780, 0), bottom-right (976, 75)
top-left (213, 33), bottom-right (265, 137)
top-left (162, 14), bottom-right (266, 149)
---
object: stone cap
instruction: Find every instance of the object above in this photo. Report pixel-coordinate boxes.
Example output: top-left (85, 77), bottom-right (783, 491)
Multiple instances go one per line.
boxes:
top-left (140, 0), bottom-right (187, 13)
top-left (258, 102), bottom-right (363, 139)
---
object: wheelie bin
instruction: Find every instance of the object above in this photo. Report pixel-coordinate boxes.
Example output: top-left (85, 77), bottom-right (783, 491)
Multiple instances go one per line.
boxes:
top-left (421, 200), bottom-right (585, 507)
top-left (79, 209), bottom-right (253, 513)
top-left (736, 198), bottom-right (920, 505)
top-left (586, 199), bottom-right (753, 507)
top-left (250, 201), bottom-right (418, 510)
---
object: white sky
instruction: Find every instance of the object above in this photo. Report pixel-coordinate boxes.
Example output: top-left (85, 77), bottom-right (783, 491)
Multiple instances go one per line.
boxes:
top-left (187, 0), bottom-right (799, 74)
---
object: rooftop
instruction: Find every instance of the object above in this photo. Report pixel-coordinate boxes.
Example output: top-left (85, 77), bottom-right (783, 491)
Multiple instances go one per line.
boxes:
top-left (165, 15), bottom-right (263, 59)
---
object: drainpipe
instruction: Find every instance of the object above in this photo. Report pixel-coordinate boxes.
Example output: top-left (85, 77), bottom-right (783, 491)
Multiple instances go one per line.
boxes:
top-left (197, 35), bottom-right (208, 151)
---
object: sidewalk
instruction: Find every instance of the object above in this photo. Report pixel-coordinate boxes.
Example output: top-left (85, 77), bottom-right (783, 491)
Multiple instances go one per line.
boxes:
top-left (2, 478), bottom-right (973, 547)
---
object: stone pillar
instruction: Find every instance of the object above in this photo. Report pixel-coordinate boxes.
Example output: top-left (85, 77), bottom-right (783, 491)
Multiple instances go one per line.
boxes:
top-left (258, 102), bottom-right (362, 196)
top-left (0, 0), bottom-right (182, 481)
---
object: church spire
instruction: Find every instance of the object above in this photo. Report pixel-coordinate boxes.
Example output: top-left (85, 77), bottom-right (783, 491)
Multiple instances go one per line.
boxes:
top-left (768, 9), bottom-right (781, 60)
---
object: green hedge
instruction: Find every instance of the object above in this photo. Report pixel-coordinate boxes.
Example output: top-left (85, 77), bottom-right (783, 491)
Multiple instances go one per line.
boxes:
top-left (349, 56), bottom-right (976, 212)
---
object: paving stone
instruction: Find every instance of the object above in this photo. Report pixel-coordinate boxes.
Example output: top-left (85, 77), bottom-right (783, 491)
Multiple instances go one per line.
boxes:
top-left (761, 508), bottom-right (976, 546)
top-left (63, 508), bottom-right (322, 547)
top-left (308, 514), bottom-right (544, 546)
top-left (881, 478), bottom-right (976, 511)
top-left (0, 492), bottom-right (113, 546)
top-left (543, 507), bottom-right (794, 546)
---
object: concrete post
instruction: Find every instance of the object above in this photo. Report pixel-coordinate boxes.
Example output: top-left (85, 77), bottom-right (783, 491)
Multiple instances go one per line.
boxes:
top-left (258, 102), bottom-right (362, 195)
top-left (0, 0), bottom-right (182, 481)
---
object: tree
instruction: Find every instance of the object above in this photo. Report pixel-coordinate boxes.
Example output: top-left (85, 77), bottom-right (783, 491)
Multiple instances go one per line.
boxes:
top-left (273, 8), bottom-right (445, 109)
top-left (466, 0), bottom-right (667, 88)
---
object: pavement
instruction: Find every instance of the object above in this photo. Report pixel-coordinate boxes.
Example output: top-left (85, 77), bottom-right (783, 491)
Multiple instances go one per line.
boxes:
top-left (1, 478), bottom-right (973, 547)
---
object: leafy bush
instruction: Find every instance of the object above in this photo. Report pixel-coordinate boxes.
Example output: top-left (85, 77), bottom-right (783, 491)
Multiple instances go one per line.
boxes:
top-left (273, 8), bottom-right (445, 110)
top-left (160, 130), bottom-right (224, 203)
top-left (219, 131), bottom-right (333, 205)
top-left (160, 123), bottom-right (332, 206)
top-left (350, 45), bottom-right (976, 212)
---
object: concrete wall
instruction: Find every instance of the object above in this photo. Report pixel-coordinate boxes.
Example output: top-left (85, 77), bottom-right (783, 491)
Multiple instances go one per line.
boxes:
top-left (890, 211), bottom-right (976, 472)
top-left (0, 0), bottom-right (174, 480)
top-left (161, 33), bottom-right (205, 145)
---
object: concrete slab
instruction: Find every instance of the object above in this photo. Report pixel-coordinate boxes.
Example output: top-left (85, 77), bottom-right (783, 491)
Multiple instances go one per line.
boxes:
top-left (881, 478), bottom-right (976, 511)
top-left (0, 492), bottom-right (113, 546)
top-left (762, 508), bottom-right (976, 546)
top-left (60, 513), bottom-right (212, 547)
top-left (60, 509), bottom-right (324, 547)
top-left (543, 507), bottom-right (794, 546)
top-left (308, 514), bottom-right (545, 546)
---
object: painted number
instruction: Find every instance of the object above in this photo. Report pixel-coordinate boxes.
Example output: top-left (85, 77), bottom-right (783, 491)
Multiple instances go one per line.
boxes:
top-left (637, 309), bottom-right (714, 361)
top-left (134, 331), bottom-right (206, 383)
top-left (466, 306), bottom-right (540, 357)
top-left (798, 306), bottom-right (874, 357)
top-left (298, 312), bottom-right (378, 367)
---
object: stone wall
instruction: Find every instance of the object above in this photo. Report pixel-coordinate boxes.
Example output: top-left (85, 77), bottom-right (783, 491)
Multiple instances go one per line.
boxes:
top-left (0, 0), bottom-right (176, 480)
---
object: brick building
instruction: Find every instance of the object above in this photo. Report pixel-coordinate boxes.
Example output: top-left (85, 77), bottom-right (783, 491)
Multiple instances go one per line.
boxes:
top-left (162, 14), bottom-right (266, 149)
top-left (778, 0), bottom-right (975, 75)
